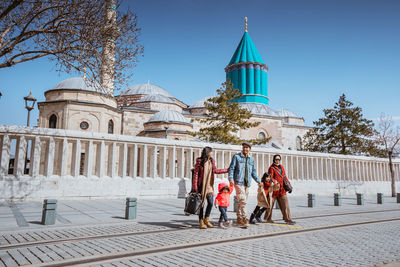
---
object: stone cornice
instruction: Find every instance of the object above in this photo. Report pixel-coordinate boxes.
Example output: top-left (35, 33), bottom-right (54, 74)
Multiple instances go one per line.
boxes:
top-left (37, 100), bottom-right (121, 113)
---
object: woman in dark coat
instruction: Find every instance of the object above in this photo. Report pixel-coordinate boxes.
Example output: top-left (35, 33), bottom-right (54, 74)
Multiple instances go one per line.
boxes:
top-left (192, 147), bottom-right (228, 229)
top-left (265, 154), bottom-right (295, 225)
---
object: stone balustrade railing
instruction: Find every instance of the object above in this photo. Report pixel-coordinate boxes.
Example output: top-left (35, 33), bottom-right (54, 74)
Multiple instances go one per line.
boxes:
top-left (1, 125), bottom-right (399, 183)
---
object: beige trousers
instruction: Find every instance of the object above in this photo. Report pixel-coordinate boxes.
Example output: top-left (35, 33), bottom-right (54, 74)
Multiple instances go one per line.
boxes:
top-left (235, 184), bottom-right (249, 220)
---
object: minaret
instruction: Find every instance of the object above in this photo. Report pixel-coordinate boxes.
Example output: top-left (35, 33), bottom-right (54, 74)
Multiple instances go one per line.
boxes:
top-left (225, 17), bottom-right (269, 105)
top-left (100, 0), bottom-right (119, 95)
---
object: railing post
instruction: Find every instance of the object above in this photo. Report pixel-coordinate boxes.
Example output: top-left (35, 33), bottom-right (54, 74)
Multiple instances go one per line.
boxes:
top-left (31, 137), bottom-right (41, 177)
top-left (15, 136), bottom-right (27, 177)
top-left (98, 141), bottom-right (106, 177)
top-left (160, 146), bottom-right (167, 178)
top-left (169, 146), bottom-right (176, 178)
top-left (85, 140), bottom-right (94, 177)
top-left (180, 148), bottom-right (185, 178)
top-left (0, 134), bottom-right (10, 176)
top-left (72, 139), bottom-right (81, 177)
top-left (150, 145), bottom-right (157, 178)
top-left (109, 142), bottom-right (117, 177)
top-left (122, 143), bottom-right (128, 177)
top-left (132, 144), bottom-right (138, 178)
top-left (60, 138), bottom-right (68, 176)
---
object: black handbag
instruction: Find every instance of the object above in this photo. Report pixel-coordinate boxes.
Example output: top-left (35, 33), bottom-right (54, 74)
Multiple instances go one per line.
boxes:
top-left (184, 192), bottom-right (202, 215)
top-left (282, 176), bottom-right (293, 193)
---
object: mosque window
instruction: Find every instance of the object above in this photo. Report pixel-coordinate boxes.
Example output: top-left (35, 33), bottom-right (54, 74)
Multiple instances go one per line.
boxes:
top-left (258, 131), bottom-right (266, 139)
top-left (296, 136), bottom-right (302, 150)
top-left (80, 121), bottom-right (89, 130)
top-left (108, 120), bottom-right (114, 134)
top-left (49, 114), bottom-right (57, 129)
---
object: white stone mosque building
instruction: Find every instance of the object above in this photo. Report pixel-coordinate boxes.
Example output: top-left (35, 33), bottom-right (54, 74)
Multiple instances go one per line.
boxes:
top-left (1, 20), bottom-right (399, 201)
top-left (37, 25), bottom-right (311, 150)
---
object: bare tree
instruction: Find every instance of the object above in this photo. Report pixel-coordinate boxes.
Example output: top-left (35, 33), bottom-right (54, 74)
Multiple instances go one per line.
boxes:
top-left (376, 114), bottom-right (400, 197)
top-left (0, 0), bottom-right (143, 93)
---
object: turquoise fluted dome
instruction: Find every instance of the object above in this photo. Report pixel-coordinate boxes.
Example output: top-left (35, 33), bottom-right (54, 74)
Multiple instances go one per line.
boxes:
top-left (225, 29), bottom-right (269, 105)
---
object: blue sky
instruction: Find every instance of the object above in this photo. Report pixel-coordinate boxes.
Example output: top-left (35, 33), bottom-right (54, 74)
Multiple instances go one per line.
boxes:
top-left (0, 0), bottom-right (399, 127)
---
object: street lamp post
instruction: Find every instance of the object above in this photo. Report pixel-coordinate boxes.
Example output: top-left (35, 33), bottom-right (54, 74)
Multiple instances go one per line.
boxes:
top-left (24, 91), bottom-right (37, 127)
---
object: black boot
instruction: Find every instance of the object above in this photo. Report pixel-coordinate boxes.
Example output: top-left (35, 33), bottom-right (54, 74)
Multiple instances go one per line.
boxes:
top-left (249, 213), bottom-right (257, 224)
top-left (255, 208), bottom-right (266, 223)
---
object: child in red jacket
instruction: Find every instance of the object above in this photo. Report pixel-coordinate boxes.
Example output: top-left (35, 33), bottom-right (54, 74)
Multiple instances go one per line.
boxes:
top-left (214, 182), bottom-right (234, 228)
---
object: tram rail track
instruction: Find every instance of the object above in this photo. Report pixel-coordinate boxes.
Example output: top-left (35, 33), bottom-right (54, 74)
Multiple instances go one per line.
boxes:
top-left (1, 208), bottom-right (399, 251)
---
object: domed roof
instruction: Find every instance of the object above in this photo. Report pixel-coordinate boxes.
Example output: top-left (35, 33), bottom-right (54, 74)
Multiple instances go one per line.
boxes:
top-left (240, 103), bottom-right (278, 116)
top-left (52, 77), bottom-right (101, 92)
top-left (138, 94), bottom-right (174, 104)
top-left (147, 110), bottom-right (190, 124)
top-left (121, 81), bottom-right (172, 97)
top-left (189, 96), bottom-right (212, 108)
top-left (277, 108), bottom-right (299, 118)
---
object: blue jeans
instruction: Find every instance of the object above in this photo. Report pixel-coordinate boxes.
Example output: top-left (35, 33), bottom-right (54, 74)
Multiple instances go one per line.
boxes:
top-left (199, 193), bottom-right (213, 220)
top-left (219, 206), bottom-right (228, 222)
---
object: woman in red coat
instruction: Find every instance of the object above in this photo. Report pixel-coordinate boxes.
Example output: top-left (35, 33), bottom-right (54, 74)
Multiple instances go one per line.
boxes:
top-left (192, 147), bottom-right (228, 229)
top-left (265, 154), bottom-right (296, 225)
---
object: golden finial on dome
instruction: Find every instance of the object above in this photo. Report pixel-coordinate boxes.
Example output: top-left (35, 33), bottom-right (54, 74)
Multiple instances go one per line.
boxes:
top-left (245, 17), bottom-right (248, 32)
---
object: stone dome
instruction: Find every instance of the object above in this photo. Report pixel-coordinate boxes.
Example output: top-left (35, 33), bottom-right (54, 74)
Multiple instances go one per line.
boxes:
top-left (121, 81), bottom-right (172, 97)
top-left (147, 110), bottom-right (190, 124)
top-left (189, 96), bottom-right (212, 108)
top-left (277, 108), bottom-right (299, 118)
top-left (138, 94), bottom-right (174, 104)
top-left (240, 103), bottom-right (278, 116)
top-left (52, 77), bottom-right (101, 92)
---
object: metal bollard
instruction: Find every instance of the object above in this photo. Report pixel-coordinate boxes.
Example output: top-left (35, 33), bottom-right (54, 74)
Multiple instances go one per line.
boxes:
top-left (397, 193), bottom-right (400, 204)
top-left (275, 200), bottom-right (280, 209)
top-left (356, 193), bottom-right (364, 205)
top-left (125, 197), bottom-right (137, 220)
top-left (41, 199), bottom-right (57, 225)
top-left (334, 193), bottom-right (342, 206)
top-left (377, 193), bottom-right (384, 204)
top-left (233, 196), bottom-right (238, 212)
top-left (308, 194), bottom-right (315, 208)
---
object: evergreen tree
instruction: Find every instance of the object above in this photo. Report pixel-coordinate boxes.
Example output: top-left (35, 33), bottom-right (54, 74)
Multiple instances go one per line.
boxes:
top-left (189, 80), bottom-right (270, 145)
top-left (303, 94), bottom-right (376, 155)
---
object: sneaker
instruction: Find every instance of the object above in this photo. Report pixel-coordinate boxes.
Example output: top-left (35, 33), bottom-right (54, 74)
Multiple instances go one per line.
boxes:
top-left (266, 219), bottom-right (275, 223)
top-left (286, 220), bottom-right (296, 225)
top-left (218, 222), bottom-right (227, 229)
top-left (224, 220), bottom-right (232, 228)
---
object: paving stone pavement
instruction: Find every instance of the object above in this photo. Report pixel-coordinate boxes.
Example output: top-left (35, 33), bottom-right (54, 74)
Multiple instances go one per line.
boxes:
top-left (95, 221), bottom-right (400, 267)
top-left (101, 221), bottom-right (400, 267)
top-left (0, 195), bottom-right (399, 266)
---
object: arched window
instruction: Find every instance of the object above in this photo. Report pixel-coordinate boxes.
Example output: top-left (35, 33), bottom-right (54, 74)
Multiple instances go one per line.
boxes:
top-left (108, 120), bottom-right (114, 134)
top-left (258, 131), bottom-right (266, 139)
top-left (49, 114), bottom-right (57, 128)
top-left (296, 136), bottom-right (302, 150)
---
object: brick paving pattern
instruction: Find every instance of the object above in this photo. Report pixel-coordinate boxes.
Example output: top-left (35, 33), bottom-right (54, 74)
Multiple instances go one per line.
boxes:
top-left (0, 196), bottom-right (399, 266)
